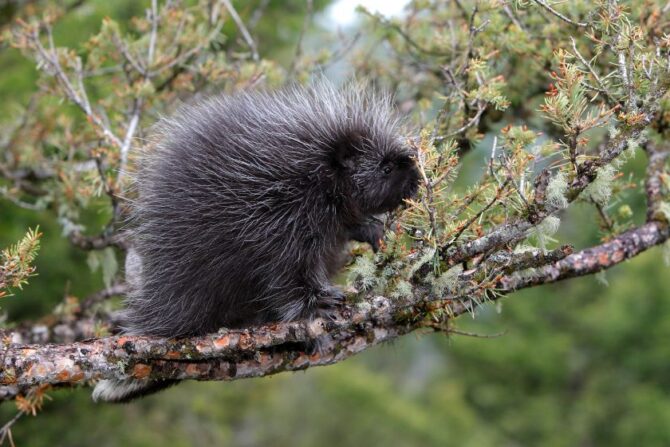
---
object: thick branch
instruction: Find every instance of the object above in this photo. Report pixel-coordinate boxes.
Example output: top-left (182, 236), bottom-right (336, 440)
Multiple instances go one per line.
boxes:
top-left (499, 221), bottom-right (669, 291)
top-left (1, 296), bottom-right (416, 394)
top-left (1, 220), bottom-right (667, 399)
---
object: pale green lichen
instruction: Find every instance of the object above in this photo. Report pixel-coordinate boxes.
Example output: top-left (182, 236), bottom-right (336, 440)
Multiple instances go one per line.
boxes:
top-left (608, 125), bottom-right (620, 139)
top-left (348, 255), bottom-right (379, 290)
top-left (407, 247), bottom-right (437, 278)
top-left (382, 265), bottom-right (395, 278)
top-left (595, 270), bottom-right (609, 286)
top-left (546, 171), bottom-right (569, 209)
top-left (583, 164), bottom-right (616, 206)
top-left (374, 274), bottom-right (389, 294)
top-left (513, 244), bottom-right (536, 253)
top-left (532, 215), bottom-right (561, 251)
top-left (391, 280), bottom-right (414, 299)
top-left (538, 215), bottom-right (561, 236)
top-left (430, 264), bottom-right (463, 296)
top-left (624, 138), bottom-right (640, 160)
top-left (514, 267), bottom-right (539, 281)
top-left (356, 301), bottom-right (372, 313)
top-left (495, 301), bottom-right (503, 314)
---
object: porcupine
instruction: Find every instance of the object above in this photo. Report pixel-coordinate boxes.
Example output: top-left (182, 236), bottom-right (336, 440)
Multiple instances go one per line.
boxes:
top-left (93, 82), bottom-right (420, 402)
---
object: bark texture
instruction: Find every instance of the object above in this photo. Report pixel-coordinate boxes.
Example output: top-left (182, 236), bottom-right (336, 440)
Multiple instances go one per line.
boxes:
top-left (1, 220), bottom-right (666, 400)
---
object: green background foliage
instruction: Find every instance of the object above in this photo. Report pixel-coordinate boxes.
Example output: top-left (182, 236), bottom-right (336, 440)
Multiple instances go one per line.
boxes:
top-left (1, 1), bottom-right (670, 446)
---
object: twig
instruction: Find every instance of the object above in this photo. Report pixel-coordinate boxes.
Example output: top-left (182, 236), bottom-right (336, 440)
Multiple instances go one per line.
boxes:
top-left (570, 37), bottom-right (617, 107)
top-left (30, 26), bottom-right (123, 149)
top-left (413, 141), bottom-right (439, 239)
top-left (147, 0), bottom-right (159, 67)
top-left (499, 221), bottom-right (669, 290)
top-left (248, 0), bottom-right (271, 30)
top-left (617, 44), bottom-right (634, 109)
top-left (117, 99), bottom-right (142, 189)
top-left (0, 412), bottom-right (22, 447)
top-left (287, 0), bottom-right (313, 78)
top-left (445, 178), bottom-right (511, 250)
top-left (0, 192), bottom-right (44, 211)
top-left (593, 200), bottom-right (615, 232)
top-left (147, 22), bottom-right (224, 77)
top-left (310, 30), bottom-right (361, 73)
top-left (437, 105), bottom-right (486, 141)
top-left (446, 328), bottom-right (508, 338)
top-left (80, 282), bottom-right (129, 311)
top-left (110, 33), bottom-right (146, 75)
top-left (485, 245), bottom-right (574, 273)
top-left (360, 9), bottom-right (451, 57)
top-left (221, 0), bottom-right (259, 62)
top-left (68, 231), bottom-right (128, 251)
top-left (530, 0), bottom-right (587, 28)
top-left (502, 4), bottom-right (525, 31)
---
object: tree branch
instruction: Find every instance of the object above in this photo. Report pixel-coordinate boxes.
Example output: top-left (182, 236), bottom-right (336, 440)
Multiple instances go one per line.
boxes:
top-left (530, 0), bottom-right (587, 28)
top-left (221, 0), bottom-right (259, 62)
top-left (67, 231), bottom-right (128, 251)
top-left (498, 221), bottom-right (669, 291)
top-left (1, 220), bottom-right (666, 400)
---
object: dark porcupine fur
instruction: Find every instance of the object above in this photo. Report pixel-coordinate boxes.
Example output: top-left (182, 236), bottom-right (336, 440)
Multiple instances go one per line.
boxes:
top-left (92, 82), bottom-right (420, 402)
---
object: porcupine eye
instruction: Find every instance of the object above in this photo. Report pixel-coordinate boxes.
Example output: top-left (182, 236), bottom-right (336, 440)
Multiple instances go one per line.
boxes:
top-left (381, 162), bottom-right (394, 175)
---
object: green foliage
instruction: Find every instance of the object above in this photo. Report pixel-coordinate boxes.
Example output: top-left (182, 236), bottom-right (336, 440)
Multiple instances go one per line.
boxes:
top-left (0, 227), bottom-right (41, 298)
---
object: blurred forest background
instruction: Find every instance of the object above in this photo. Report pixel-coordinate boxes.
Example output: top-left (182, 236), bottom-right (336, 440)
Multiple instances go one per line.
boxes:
top-left (1, 0), bottom-right (670, 446)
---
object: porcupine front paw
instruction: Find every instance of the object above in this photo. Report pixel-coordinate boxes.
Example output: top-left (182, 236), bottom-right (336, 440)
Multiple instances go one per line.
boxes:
top-left (314, 285), bottom-right (345, 321)
top-left (349, 218), bottom-right (384, 252)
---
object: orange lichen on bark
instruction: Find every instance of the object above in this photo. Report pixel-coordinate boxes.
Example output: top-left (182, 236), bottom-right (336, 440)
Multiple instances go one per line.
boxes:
top-left (132, 364), bottom-right (152, 379)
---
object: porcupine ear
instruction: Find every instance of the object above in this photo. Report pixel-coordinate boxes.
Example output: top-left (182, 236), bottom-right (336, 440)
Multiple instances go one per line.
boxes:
top-left (330, 129), bottom-right (363, 171)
